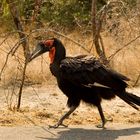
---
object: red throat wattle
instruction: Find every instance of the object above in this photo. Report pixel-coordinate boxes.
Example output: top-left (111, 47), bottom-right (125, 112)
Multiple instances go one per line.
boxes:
top-left (49, 47), bottom-right (56, 64)
top-left (43, 39), bottom-right (55, 64)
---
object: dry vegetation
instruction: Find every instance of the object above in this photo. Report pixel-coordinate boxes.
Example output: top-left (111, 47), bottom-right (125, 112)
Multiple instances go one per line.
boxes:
top-left (0, 9), bottom-right (140, 126)
top-left (0, 29), bottom-right (140, 87)
top-left (0, 85), bottom-right (140, 127)
top-left (0, 29), bottom-right (140, 126)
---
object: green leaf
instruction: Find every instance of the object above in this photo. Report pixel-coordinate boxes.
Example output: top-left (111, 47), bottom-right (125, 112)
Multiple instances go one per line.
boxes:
top-left (1, 0), bottom-right (10, 17)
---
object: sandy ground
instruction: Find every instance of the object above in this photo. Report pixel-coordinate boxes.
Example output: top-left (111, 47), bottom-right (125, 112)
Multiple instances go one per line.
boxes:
top-left (0, 124), bottom-right (140, 140)
top-left (0, 85), bottom-right (140, 128)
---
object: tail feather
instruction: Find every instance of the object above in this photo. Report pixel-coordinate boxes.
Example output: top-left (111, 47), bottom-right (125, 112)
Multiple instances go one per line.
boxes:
top-left (116, 91), bottom-right (140, 110)
top-left (126, 93), bottom-right (140, 106)
top-left (90, 85), bottom-right (140, 110)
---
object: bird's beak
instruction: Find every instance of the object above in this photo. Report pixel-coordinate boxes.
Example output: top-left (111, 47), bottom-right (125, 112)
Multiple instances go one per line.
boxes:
top-left (29, 44), bottom-right (45, 62)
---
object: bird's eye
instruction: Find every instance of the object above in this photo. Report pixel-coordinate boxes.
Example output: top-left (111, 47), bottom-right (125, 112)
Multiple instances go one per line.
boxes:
top-left (40, 43), bottom-right (45, 47)
top-left (44, 39), bottom-right (54, 47)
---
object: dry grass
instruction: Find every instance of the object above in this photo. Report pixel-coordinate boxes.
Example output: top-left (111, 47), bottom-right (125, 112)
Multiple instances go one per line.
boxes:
top-left (0, 31), bottom-right (140, 87)
top-left (0, 86), bottom-right (139, 126)
top-left (0, 8), bottom-right (140, 127)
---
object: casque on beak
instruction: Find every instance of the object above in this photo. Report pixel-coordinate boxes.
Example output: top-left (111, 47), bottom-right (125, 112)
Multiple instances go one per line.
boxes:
top-left (29, 42), bottom-right (50, 62)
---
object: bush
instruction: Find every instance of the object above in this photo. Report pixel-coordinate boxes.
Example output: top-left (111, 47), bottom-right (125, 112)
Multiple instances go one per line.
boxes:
top-left (39, 0), bottom-right (92, 28)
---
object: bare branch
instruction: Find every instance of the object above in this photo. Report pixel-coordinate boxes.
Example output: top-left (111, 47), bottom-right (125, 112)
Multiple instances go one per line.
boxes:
top-left (6, 0), bottom-right (30, 58)
top-left (17, 61), bottom-right (27, 110)
top-left (109, 35), bottom-right (140, 59)
top-left (0, 35), bottom-right (11, 47)
top-left (91, 0), bottom-right (109, 64)
top-left (133, 74), bottom-right (140, 87)
top-left (99, 35), bottom-right (106, 57)
top-left (30, 28), bottom-right (91, 53)
top-left (6, 0), bottom-right (31, 110)
top-left (0, 47), bottom-right (15, 80)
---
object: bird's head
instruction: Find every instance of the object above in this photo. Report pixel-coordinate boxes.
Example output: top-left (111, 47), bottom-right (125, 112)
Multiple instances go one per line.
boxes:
top-left (29, 38), bottom-right (66, 64)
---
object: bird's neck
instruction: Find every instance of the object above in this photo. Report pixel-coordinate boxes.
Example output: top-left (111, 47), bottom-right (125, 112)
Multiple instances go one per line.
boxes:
top-left (49, 40), bottom-right (66, 77)
top-left (50, 62), bottom-right (61, 77)
top-left (50, 41), bottom-right (66, 65)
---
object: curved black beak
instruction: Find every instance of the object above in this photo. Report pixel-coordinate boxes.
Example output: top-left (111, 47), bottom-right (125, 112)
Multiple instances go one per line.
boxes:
top-left (29, 44), bottom-right (43, 62)
top-left (29, 43), bottom-right (50, 62)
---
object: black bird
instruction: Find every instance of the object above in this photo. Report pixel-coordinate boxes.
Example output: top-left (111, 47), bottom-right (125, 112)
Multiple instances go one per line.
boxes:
top-left (29, 38), bottom-right (140, 128)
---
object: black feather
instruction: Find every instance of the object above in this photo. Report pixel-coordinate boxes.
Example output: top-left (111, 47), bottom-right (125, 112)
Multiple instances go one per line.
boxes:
top-left (35, 38), bottom-right (140, 127)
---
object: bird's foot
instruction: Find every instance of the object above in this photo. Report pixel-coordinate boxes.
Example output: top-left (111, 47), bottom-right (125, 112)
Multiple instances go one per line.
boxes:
top-left (96, 123), bottom-right (105, 129)
top-left (96, 118), bottom-right (113, 129)
top-left (106, 116), bottom-right (113, 122)
top-left (49, 123), bottom-right (68, 129)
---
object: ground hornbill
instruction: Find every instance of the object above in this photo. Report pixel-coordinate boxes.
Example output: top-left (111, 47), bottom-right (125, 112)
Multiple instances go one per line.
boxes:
top-left (29, 38), bottom-right (140, 128)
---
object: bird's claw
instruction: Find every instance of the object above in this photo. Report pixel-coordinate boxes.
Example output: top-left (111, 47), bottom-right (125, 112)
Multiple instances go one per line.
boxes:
top-left (96, 118), bottom-right (113, 128)
top-left (106, 117), bottom-right (113, 122)
top-left (96, 124), bottom-right (105, 129)
top-left (49, 123), bottom-right (68, 129)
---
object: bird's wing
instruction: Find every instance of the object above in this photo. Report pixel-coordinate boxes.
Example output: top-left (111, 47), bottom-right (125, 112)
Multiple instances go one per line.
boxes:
top-left (60, 55), bottom-right (129, 89)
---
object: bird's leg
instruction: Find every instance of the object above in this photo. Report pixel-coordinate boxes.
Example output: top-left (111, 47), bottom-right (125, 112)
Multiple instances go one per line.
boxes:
top-left (96, 104), bottom-right (106, 128)
top-left (96, 104), bottom-right (113, 128)
top-left (49, 106), bottom-right (77, 128)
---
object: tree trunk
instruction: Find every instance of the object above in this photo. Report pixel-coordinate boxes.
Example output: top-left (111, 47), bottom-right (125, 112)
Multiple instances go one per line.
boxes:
top-left (91, 0), bottom-right (96, 38)
top-left (91, 0), bottom-right (108, 65)
top-left (6, 0), bottom-right (30, 58)
top-left (6, 0), bottom-right (30, 110)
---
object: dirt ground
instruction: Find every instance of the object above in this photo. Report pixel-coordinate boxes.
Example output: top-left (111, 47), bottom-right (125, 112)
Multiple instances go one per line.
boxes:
top-left (0, 85), bottom-right (140, 127)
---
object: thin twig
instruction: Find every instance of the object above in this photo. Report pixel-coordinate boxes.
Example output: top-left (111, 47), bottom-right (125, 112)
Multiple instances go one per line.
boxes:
top-left (99, 35), bottom-right (106, 57)
top-left (109, 35), bottom-right (140, 59)
top-left (17, 61), bottom-right (27, 110)
top-left (11, 38), bottom-right (26, 56)
top-left (0, 35), bottom-right (10, 47)
top-left (0, 50), bottom-right (11, 80)
top-left (3, 28), bottom-right (91, 55)
top-left (30, 28), bottom-right (91, 53)
top-left (0, 42), bottom-right (25, 80)
top-left (133, 74), bottom-right (140, 87)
